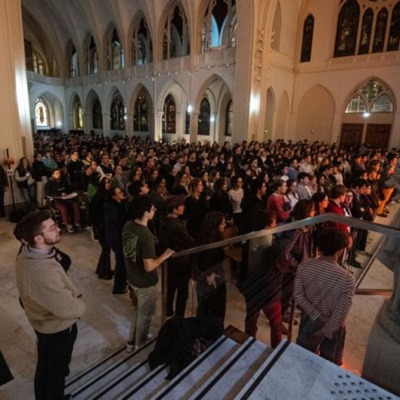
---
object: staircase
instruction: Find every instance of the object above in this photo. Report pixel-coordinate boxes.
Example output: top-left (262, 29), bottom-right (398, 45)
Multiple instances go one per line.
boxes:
top-left (65, 328), bottom-right (399, 400)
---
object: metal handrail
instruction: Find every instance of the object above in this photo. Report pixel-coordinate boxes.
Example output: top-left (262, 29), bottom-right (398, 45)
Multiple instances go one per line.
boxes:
top-left (172, 213), bottom-right (400, 259)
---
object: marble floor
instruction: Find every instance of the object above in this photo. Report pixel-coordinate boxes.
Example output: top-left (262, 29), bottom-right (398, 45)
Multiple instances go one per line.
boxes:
top-left (0, 205), bottom-right (398, 399)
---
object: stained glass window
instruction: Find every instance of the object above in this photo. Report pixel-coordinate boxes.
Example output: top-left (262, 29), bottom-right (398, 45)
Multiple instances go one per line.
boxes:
top-left (358, 8), bottom-right (374, 55)
top-left (334, 0), bottom-right (360, 57)
top-left (372, 8), bottom-right (388, 53)
top-left (361, 80), bottom-right (384, 100)
top-left (163, 95), bottom-right (176, 134)
top-left (225, 100), bottom-right (233, 137)
top-left (35, 100), bottom-right (48, 127)
top-left (345, 95), bottom-right (367, 113)
top-left (198, 97), bottom-right (211, 136)
top-left (132, 17), bottom-right (152, 66)
top-left (111, 96), bottom-right (125, 130)
top-left (371, 94), bottom-right (394, 113)
top-left (301, 15), bottom-right (315, 62)
top-left (93, 99), bottom-right (103, 129)
top-left (134, 96), bottom-right (149, 132)
top-left (388, 2), bottom-right (400, 51)
top-left (163, 6), bottom-right (190, 60)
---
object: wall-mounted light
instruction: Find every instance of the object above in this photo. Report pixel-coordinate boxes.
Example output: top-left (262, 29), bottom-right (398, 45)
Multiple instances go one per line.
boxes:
top-left (57, 121), bottom-right (62, 127)
top-left (210, 116), bottom-right (215, 122)
top-left (187, 105), bottom-right (193, 113)
top-left (363, 112), bottom-right (371, 118)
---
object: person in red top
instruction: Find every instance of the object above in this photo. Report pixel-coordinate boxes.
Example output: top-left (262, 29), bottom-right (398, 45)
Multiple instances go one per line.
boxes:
top-left (266, 180), bottom-right (291, 223)
top-left (326, 185), bottom-right (348, 234)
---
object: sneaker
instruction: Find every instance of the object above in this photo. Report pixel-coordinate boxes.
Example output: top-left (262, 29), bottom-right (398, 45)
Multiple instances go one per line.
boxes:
top-left (67, 225), bottom-right (74, 234)
top-left (126, 341), bottom-right (137, 353)
top-left (146, 333), bottom-right (154, 341)
top-left (75, 223), bottom-right (83, 232)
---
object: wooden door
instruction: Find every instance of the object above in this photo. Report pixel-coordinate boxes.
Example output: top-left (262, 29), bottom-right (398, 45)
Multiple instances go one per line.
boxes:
top-left (340, 124), bottom-right (363, 149)
top-left (365, 124), bottom-right (391, 149)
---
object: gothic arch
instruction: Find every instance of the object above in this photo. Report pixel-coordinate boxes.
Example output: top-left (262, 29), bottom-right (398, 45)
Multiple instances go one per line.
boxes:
top-left (129, 84), bottom-right (154, 135)
top-left (264, 87), bottom-right (276, 140)
top-left (128, 11), bottom-right (154, 67)
top-left (85, 89), bottom-right (103, 131)
top-left (157, 79), bottom-right (188, 112)
top-left (103, 22), bottom-right (125, 70)
top-left (84, 31), bottom-right (100, 75)
top-left (271, 1), bottom-right (282, 51)
top-left (296, 85), bottom-right (336, 143)
top-left (275, 91), bottom-right (290, 140)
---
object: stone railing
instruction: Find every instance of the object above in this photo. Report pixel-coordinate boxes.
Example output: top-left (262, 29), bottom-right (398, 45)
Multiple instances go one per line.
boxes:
top-left (195, 47), bottom-right (237, 68)
top-left (26, 71), bottom-right (63, 86)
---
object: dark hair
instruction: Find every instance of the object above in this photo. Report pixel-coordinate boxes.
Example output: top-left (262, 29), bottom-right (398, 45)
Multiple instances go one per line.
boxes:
top-left (253, 210), bottom-right (277, 231)
top-left (297, 172), bottom-right (309, 182)
top-left (274, 179), bottom-right (286, 191)
top-left (128, 180), bottom-right (145, 198)
top-left (317, 228), bottom-right (349, 256)
top-left (250, 178), bottom-right (266, 195)
top-left (213, 178), bottom-right (227, 196)
top-left (330, 185), bottom-right (346, 199)
top-left (312, 192), bottom-right (328, 215)
top-left (14, 210), bottom-right (53, 246)
top-left (197, 211), bottom-right (225, 245)
top-left (230, 175), bottom-right (242, 188)
top-left (352, 178), bottom-right (367, 189)
top-left (165, 196), bottom-right (185, 214)
top-left (128, 195), bottom-right (154, 220)
top-left (189, 178), bottom-right (202, 196)
top-left (154, 175), bottom-right (166, 189)
top-left (292, 199), bottom-right (315, 221)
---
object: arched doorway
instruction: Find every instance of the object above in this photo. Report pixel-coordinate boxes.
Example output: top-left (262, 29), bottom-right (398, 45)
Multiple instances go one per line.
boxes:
top-left (341, 79), bottom-right (395, 149)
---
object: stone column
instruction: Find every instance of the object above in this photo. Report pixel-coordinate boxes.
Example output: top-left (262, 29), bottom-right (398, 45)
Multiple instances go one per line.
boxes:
top-left (189, 111), bottom-right (199, 144)
top-left (0, 0), bottom-right (33, 164)
top-left (155, 111), bottom-right (164, 142)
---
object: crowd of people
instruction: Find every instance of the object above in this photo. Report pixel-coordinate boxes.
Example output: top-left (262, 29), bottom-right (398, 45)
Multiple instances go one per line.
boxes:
top-left (6, 131), bottom-right (400, 398)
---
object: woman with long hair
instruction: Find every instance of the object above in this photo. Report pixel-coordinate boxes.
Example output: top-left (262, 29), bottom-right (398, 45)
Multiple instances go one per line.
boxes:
top-left (90, 177), bottom-right (113, 279)
top-left (209, 178), bottom-right (233, 223)
top-left (15, 157), bottom-right (36, 210)
top-left (184, 178), bottom-right (209, 239)
top-left (228, 175), bottom-right (245, 232)
top-left (196, 211), bottom-right (227, 321)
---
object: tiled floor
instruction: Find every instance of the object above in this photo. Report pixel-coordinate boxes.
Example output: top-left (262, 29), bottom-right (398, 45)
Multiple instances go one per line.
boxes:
top-left (0, 205), bottom-right (397, 399)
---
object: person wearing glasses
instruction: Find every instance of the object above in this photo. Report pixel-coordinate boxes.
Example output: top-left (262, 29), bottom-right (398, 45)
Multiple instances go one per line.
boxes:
top-left (14, 210), bottom-right (86, 399)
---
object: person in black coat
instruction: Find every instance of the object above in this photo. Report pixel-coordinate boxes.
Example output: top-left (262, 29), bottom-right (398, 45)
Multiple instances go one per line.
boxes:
top-left (195, 212), bottom-right (227, 322)
top-left (241, 179), bottom-right (267, 233)
top-left (184, 178), bottom-right (209, 239)
top-left (90, 177), bottom-right (112, 280)
top-left (159, 196), bottom-right (195, 317)
top-left (104, 186), bottom-right (128, 294)
top-left (209, 178), bottom-right (233, 224)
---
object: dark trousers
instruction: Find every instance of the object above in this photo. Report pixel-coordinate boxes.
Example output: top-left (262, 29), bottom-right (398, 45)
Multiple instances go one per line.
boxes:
top-left (111, 245), bottom-right (127, 292)
top-left (281, 270), bottom-right (296, 314)
top-left (167, 263), bottom-right (190, 317)
top-left (0, 189), bottom-right (5, 218)
top-left (196, 282), bottom-right (227, 322)
top-left (34, 324), bottom-right (77, 400)
top-left (296, 314), bottom-right (346, 366)
top-left (93, 225), bottom-right (112, 277)
top-left (245, 301), bottom-right (282, 349)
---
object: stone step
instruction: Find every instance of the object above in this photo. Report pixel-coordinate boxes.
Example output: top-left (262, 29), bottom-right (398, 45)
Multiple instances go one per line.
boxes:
top-left (149, 336), bottom-right (240, 400)
top-left (66, 340), bottom-right (155, 399)
top-left (189, 337), bottom-right (272, 400)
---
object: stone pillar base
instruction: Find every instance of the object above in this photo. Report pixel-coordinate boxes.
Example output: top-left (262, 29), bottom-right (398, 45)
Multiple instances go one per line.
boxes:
top-left (362, 300), bottom-right (400, 397)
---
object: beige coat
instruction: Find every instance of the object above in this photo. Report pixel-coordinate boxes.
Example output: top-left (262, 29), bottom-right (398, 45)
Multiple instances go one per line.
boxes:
top-left (16, 246), bottom-right (86, 334)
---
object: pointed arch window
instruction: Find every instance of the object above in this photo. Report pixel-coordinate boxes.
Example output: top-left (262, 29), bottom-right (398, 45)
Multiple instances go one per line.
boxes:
top-left (32, 51), bottom-right (46, 75)
top-left (371, 94), bottom-right (394, 113)
top-left (86, 36), bottom-right (99, 75)
top-left (35, 99), bottom-right (49, 127)
top-left (69, 44), bottom-right (79, 77)
top-left (300, 15), bottom-right (315, 62)
top-left (358, 8), bottom-right (374, 55)
top-left (132, 17), bottom-right (153, 66)
top-left (134, 96), bottom-right (149, 132)
top-left (107, 28), bottom-right (124, 70)
top-left (92, 99), bottom-right (103, 129)
top-left (225, 100), bottom-right (233, 137)
top-left (388, 2), bottom-right (400, 51)
top-left (271, 1), bottom-right (282, 51)
top-left (111, 95), bottom-right (125, 130)
top-left (373, 8), bottom-right (388, 53)
top-left (345, 95), bottom-right (367, 113)
top-left (163, 95), bottom-right (176, 133)
top-left (334, 0), bottom-right (360, 57)
top-left (198, 96), bottom-right (211, 136)
top-left (163, 5), bottom-right (190, 60)
top-left (200, 0), bottom-right (237, 52)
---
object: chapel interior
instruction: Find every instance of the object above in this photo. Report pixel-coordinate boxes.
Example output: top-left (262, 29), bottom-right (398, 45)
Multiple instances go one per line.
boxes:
top-left (0, 0), bottom-right (400, 398)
